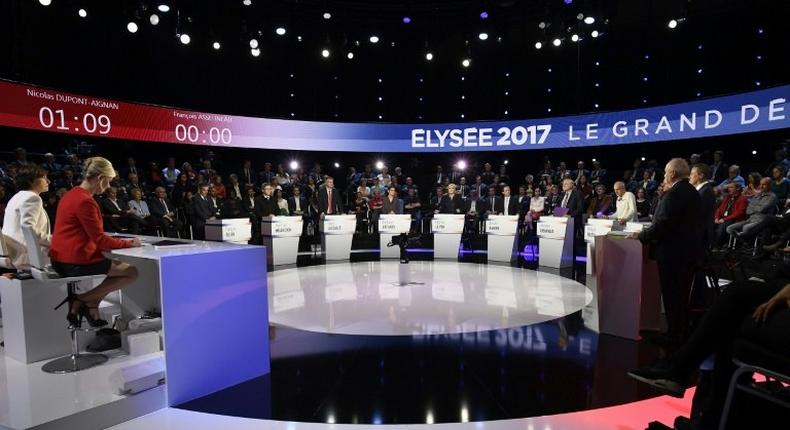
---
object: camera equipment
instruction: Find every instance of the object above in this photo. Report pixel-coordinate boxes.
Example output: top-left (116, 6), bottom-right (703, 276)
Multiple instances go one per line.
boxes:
top-left (387, 233), bottom-right (421, 263)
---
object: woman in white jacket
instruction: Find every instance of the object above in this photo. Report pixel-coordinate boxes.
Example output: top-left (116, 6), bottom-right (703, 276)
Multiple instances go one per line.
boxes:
top-left (2, 165), bottom-right (51, 271)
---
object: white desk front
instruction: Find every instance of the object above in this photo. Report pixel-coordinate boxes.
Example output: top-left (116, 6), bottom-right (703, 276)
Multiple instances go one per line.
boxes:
top-left (319, 215), bottom-right (357, 261)
top-left (378, 214), bottom-right (412, 258)
top-left (205, 218), bottom-right (252, 244)
top-left (584, 218), bottom-right (614, 275)
top-left (261, 215), bottom-right (303, 266)
top-left (109, 236), bottom-right (269, 407)
top-left (536, 216), bottom-right (574, 268)
top-left (431, 214), bottom-right (465, 259)
top-left (485, 215), bottom-right (519, 262)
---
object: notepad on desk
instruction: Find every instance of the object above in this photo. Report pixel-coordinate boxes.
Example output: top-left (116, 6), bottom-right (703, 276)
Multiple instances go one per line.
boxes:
top-left (151, 240), bottom-right (196, 250)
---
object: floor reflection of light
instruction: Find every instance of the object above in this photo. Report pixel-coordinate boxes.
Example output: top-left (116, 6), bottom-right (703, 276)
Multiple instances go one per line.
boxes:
top-left (461, 405), bottom-right (469, 422)
top-left (426, 410), bottom-right (434, 424)
top-left (326, 413), bottom-right (335, 424)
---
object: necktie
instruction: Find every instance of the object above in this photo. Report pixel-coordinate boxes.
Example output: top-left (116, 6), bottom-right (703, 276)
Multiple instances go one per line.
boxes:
top-left (327, 189), bottom-right (333, 214)
top-left (504, 197), bottom-right (509, 215)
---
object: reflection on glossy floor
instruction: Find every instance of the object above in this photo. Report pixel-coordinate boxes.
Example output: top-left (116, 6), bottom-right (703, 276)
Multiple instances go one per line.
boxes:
top-left (180, 258), bottom-right (669, 425)
top-left (269, 261), bottom-right (593, 336)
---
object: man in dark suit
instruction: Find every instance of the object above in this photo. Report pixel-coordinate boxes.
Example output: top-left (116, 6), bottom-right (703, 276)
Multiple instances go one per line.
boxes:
top-left (192, 184), bottom-right (216, 240)
top-left (632, 158), bottom-right (701, 343)
top-left (315, 176), bottom-right (343, 218)
top-left (254, 183), bottom-right (279, 218)
top-left (493, 185), bottom-right (520, 216)
top-left (559, 178), bottom-right (584, 254)
top-left (149, 186), bottom-right (183, 238)
top-left (240, 160), bottom-right (257, 188)
top-left (710, 150), bottom-right (728, 184)
top-left (690, 163), bottom-right (716, 252)
top-left (99, 186), bottom-right (133, 232)
top-left (464, 190), bottom-right (486, 234)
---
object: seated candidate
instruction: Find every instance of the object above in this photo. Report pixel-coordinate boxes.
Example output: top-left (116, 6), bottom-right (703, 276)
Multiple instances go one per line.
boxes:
top-left (149, 186), bottom-right (183, 238)
top-left (2, 165), bottom-right (52, 271)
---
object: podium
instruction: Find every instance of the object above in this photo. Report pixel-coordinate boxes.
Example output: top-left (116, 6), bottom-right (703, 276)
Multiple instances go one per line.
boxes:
top-left (486, 215), bottom-right (519, 262)
top-left (320, 215), bottom-right (357, 261)
top-left (536, 216), bottom-right (574, 268)
top-left (261, 216), bottom-right (303, 266)
top-left (594, 235), bottom-right (662, 340)
top-left (378, 214), bottom-right (413, 259)
top-left (205, 218), bottom-right (252, 244)
top-left (584, 218), bottom-right (614, 275)
top-left (431, 214), bottom-right (465, 259)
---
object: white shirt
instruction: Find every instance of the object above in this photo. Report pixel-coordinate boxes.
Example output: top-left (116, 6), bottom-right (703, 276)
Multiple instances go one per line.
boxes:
top-left (294, 197), bottom-right (301, 212)
top-left (613, 191), bottom-right (637, 222)
top-left (503, 196), bottom-right (511, 215)
top-left (694, 180), bottom-right (711, 191)
top-left (2, 190), bottom-right (51, 270)
top-left (530, 197), bottom-right (546, 213)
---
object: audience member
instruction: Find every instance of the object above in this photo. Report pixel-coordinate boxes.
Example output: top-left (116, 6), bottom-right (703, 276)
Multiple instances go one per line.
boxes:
top-left (635, 188), bottom-right (651, 222)
top-left (1, 165), bottom-right (52, 271)
top-left (742, 172), bottom-right (762, 198)
top-left (690, 163), bottom-right (716, 251)
top-left (609, 181), bottom-right (637, 225)
top-left (127, 188), bottom-right (152, 234)
top-left (713, 183), bottom-right (748, 247)
top-left (149, 186), bottom-right (182, 238)
top-left (725, 177), bottom-right (777, 240)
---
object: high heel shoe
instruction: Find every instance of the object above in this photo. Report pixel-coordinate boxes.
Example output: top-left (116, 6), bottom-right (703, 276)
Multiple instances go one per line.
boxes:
top-left (55, 293), bottom-right (82, 328)
top-left (79, 304), bottom-right (108, 328)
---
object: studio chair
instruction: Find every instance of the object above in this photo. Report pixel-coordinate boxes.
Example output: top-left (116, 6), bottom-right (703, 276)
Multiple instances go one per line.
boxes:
top-left (20, 226), bottom-right (109, 374)
top-left (718, 339), bottom-right (790, 430)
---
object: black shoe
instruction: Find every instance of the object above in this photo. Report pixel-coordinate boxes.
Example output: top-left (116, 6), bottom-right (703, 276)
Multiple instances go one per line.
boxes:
top-left (627, 366), bottom-right (686, 398)
top-left (55, 293), bottom-right (82, 328)
top-left (79, 304), bottom-right (108, 328)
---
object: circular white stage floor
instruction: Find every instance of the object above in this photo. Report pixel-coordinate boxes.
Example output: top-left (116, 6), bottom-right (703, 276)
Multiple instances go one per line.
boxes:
top-left (268, 261), bottom-right (593, 336)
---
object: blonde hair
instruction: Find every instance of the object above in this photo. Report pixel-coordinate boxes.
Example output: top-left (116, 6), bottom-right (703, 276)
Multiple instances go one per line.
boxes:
top-left (83, 156), bottom-right (116, 180)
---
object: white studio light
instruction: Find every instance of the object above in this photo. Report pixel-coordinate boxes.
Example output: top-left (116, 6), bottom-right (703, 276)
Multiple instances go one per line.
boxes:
top-left (571, 34), bottom-right (579, 42)
top-left (127, 22), bottom-right (139, 33)
top-left (243, 0), bottom-right (252, 5)
top-left (39, 0), bottom-right (52, 5)
top-left (321, 49), bottom-right (330, 58)
top-left (289, 161), bottom-right (299, 170)
top-left (369, 35), bottom-right (380, 43)
top-left (591, 30), bottom-right (599, 38)
top-left (251, 48), bottom-right (260, 57)
top-left (212, 41), bottom-right (221, 50)
top-left (462, 58), bottom-right (471, 67)
top-left (535, 41), bottom-right (542, 49)
top-left (426, 52), bottom-right (434, 61)
top-left (276, 27), bottom-right (286, 36)
top-left (323, 12), bottom-right (331, 19)
top-left (584, 16), bottom-right (595, 24)
top-left (250, 38), bottom-right (259, 49)
top-left (668, 19), bottom-right (678, 29)
top-left (375, 161), bottom-right (384, 170)
top-left (552, 38), bottom-right (561, 46)
top-left (180, 33), bottom-right (191, 44)
top-left (157, 4), bottom-right (170, 12)
top-left (457, 160), bottom-right (467, 170)
top-left (478, 32), bottom-right (489, 41)
top-left (149, 14), bottom-right (159, 25)
top-left (334, 162), bottom-right (340, 168)
top-left (78, 8), bottom-right (87, 18)
top-left (347, 52), bottom-right (354, 59)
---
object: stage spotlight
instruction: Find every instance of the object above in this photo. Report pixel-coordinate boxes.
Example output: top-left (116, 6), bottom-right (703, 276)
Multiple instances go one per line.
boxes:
top-left (571, 34), bottom-right (579, 42)
top-left (403, 17), bottom-right (411, 24)
top-left (457, 160), bottom-right (467, 170)
top-left (591, 30), bottom-right (599, 38)
top-left (250, 38), bottom-right (259, 49)
top-left (480, 11), bottom-right (489, 19)
top-left (334, 162), bottom-right (340, 168)
top-left (369, 35), bottom-right (380, 43)
top-left (347, 52), bottom-right (354, 59)
top-left (462, 58), bottom-right (471, 68)
top-left (425, 52), bottom-right (434, 61)
top-left (251, 48), bottom-right (260, 57)
top-left (323, 12), bottom-right (331, 19)
top-left (180, 33), bottom-right (190, 44)
top-left (577, 13), bottom-right (584, 20)
top-left (157, 4), bottom-right (170, 12)
top-left (552, 38), bottom-right (561, 47)
top-left (538, 21), bottom-right (547, 29)
top-left (321, 49), bottom-right (330, 58)
top-left (149, 14), bottom-right (160, 25)
top-left (242, 0), bottom-right (251, 5)
top-left (212, 41), bottom-right (221, 50)
top-left (564, 0), bottom-right (573, 4)
top-left (668, 19), bottom-right (678, 29)
top-left (641, 157), bottom-right (646, 161)
top-left (375, 161), bottom-right (384, 170)
top-left (38, 0), bottom-right (51, 5)
top-left (534, 41), bottom-right (542, 49)
top-left (78, 9), bottom-right (87, 18)
top-left (289, 161), bottom-right (299, 170)
top-left (504, 160), bottom-right (509, 165)
top-left (752, 150), bottom-right (757, 155)
top-left (584, 16), bottom-right (595, 24)
top-left (592, 158), bottom-right (597, 162)
top-left (478, 32), bottom-right (489, 41)
top-left (275, 27), bottom-right (286, 35)
top-left (127, 22), bottom-right (139, 33)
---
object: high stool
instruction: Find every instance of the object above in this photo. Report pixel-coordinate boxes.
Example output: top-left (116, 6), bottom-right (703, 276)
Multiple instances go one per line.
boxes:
top-left (21, 226), bottom-right (109, 373)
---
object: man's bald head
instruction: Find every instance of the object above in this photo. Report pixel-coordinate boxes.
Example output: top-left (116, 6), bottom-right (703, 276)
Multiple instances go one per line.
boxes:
top-left (664, 157), bottom-right (690, 185)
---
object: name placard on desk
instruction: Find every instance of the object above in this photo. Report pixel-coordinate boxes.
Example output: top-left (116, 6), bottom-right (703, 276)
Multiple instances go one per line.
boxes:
top-left (584, 218), bottom-right (615, 243)
top-left (625, 222), bottom-right (649, 233)
top-left (536, 216), bottom-right (568, 239)
top-left (485, 215), bottom-right (519, 236)
top-left (205, 218), bottom-right (252, 242)
top-left (319, 215), bottom-right (357, 235)
top-left (378, 214), bottom-right (412, 234)
top-left (431, 214), bottom-right (465, 234)
top-left (261, 215), bottom-right (303, 237)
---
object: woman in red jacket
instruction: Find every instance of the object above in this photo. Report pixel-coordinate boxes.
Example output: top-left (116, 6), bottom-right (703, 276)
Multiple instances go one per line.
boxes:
top-left (50, 157), bottom-right (141, 327)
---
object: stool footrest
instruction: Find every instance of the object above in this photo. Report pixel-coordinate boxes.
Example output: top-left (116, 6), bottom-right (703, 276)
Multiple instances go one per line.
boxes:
top-left (42, 353), bottom-right (108, 374)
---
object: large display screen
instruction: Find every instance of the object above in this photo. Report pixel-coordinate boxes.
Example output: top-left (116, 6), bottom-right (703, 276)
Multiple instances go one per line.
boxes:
top-left (0, 79), bottom-right (787, 153)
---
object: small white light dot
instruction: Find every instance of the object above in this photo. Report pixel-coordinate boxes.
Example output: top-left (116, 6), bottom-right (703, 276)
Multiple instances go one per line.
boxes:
top-left (697, 68), bottom-right (703, 74)
top-left (297, 36), bottom-right (302, 42)
top-left (323, 12), bottom-right (331, 19)
top-left (250, 39), bottom-right (259, 49)
top-left (378, 115), bottom-right (383, 119)
top-left (552, 38), bottom-right (561, 47)
top-left (595, 61), bottom-right (600, 66)
top-left (504, 110), bottom-right (508, 115)
top-left (378, 78), bottom-right (383, 83)
top-left (242, 0), bottom-right (251, 5)
top-left (547, 88), bottom-right (552, 93)
top-left (462, 59), bottom-right (471, 67)
top-left (321, 49), bottom-right (330, 58)
top-left (504, 91), bottom-right (509, 96)
top-left (752, 150), bottom-right (757, 155)
top-left (460, 114), bottom-right (465, 119)
top-left (426, 52), bottom-right (433, 61)
top-left (591, 30), bottom-right (599, 38)
top-left (478, 32), bottom-right (489, 41)
top-left (369, 35), bottom-right (380, 43)
top-left (584, 16), bottom-right (595, 24)
top-left (347, 52), bottom-right (354, 59)
top-left (78, 8), bottom-right (87, 18)
top-left (547, 68), bottom-right (552, 73)
top-left (643, 76), bottom-right (648, 82)
top-left (250, 48), bottom-right (260, 57)
top-left (755, 81), bottom-right (761, 86)
top-left (158, 4), bottom-right (170, 12)
top-left (212, 41), bottom-right (221, 50)
top-left (571, 34), bottom-right (579, 42)
top-left (547, 108), bottom-right (552, 113)
top-left (378, 96), bottom-right (383, 101)
top-left (756, 55), bottom-right (762, 60)
top-left (38, 0), bottom-right (52, 5)
top-left (668, 19), bottom-right (678, 29)
top-left (594, 103), bottom-right (599, 108)
top-left (127, 22), bottom-right (139, 33)
top-left (149, 14), bottom-right (159, 25)
top-left (276, 27), bottom-right (286, 36)
top-left (535, 41), bottom-right (543, 49)
top-left (290, 112), bottom-right (295, 117)
top-left (180, 33), bottom-right (191, 44)
top-left (594, 83), bottom-right (600, 87)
